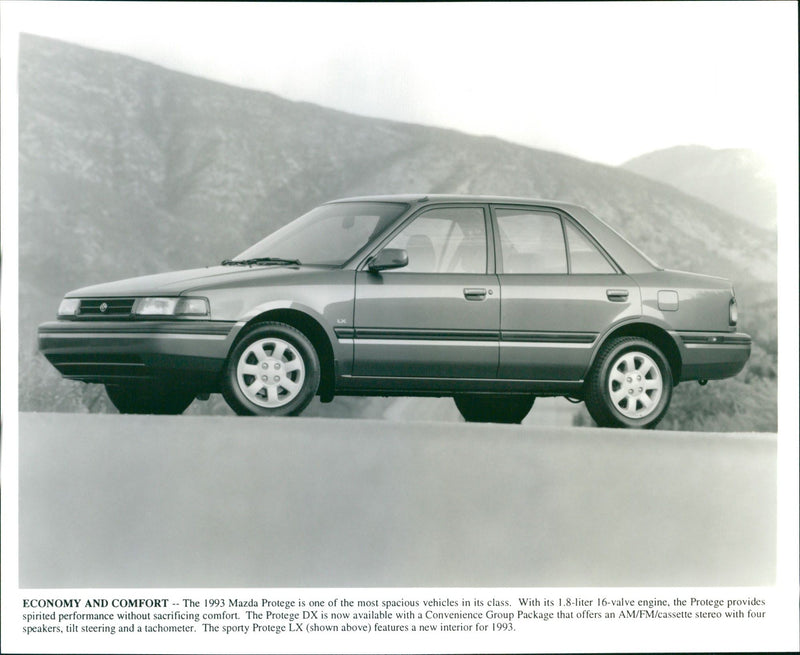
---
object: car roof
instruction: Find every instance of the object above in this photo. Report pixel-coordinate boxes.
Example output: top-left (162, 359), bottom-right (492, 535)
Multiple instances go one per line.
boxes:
top-left (327, 193), bottom-right (587, 213)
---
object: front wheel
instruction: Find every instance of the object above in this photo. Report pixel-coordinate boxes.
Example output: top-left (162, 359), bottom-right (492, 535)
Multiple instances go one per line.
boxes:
top-left (453, 394), bottom-right (535, 424)
top-left (105, 381), bottom-right (197, 415)
top-left (585, 336), bottom-right (673, 429)
top-left (222, 322), bottom-right (320, 416)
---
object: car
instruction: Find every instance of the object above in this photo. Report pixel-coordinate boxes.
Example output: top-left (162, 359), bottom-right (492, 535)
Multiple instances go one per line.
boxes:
top-left (38, 195), bottom-right (751, 428)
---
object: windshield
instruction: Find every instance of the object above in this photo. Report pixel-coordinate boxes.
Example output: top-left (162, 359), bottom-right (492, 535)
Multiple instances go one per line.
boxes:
top-left (232, 202), bottom-right (409, 266)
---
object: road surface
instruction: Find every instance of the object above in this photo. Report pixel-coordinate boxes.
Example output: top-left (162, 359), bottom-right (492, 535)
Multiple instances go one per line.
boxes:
top-left (18, 412), bottom-right (775, 588)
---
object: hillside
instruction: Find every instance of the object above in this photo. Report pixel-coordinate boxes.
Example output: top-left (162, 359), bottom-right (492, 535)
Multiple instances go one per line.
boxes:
top-left (622, 145), bottom-right (777, 230)
top-left (17, 35), bottom-right (777, 428)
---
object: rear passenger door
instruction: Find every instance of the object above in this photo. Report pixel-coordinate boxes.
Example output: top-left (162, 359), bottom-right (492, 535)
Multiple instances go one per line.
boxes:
top-left (492, 205), bottom-right (640, 381)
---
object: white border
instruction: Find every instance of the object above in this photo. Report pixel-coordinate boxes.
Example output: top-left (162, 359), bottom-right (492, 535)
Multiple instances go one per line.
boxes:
top-left (1, 2), bottom-right (797, 653)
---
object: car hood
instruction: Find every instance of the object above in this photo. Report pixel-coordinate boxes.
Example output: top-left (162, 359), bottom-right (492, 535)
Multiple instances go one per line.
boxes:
top-left (65, 264), bottom-right (316, 297)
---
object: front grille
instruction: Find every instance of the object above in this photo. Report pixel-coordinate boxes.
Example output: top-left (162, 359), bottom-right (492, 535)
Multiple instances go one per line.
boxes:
top-left (78, 298), bottom-right (136, 317)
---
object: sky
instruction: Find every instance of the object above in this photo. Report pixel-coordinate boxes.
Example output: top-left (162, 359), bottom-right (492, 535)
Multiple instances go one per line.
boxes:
top-left (1, 1), bottom-right (797, 169)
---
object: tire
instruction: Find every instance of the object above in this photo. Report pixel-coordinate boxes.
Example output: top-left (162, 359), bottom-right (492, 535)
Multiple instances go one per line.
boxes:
top-left (105, 381), bottom-right (196, 415)
top-left (453, 394), bottom-right (535, 424)
top-left (222, 322), bottom-right (320, 416)
top-left (585, 336), bottom-right (673, 429)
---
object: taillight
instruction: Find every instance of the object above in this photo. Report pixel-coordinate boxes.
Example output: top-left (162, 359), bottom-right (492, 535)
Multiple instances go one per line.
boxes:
top-left (729, 297), bottom-right (738, 326)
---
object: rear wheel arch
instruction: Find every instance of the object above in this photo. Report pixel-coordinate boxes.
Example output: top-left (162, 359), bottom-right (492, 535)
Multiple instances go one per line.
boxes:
top-left (232, 309), bottom-right (336, 402)
top-left (589, 322), bottom-right (681, 385)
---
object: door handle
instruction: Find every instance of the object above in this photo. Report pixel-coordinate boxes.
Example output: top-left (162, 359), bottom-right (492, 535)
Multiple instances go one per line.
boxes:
top-left (606, 289), bottom-right (629, 302)
top-left (463, 287), bottom-right (488, 301)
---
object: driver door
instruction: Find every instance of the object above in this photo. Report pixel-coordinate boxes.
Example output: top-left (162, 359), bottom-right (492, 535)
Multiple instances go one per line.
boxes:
top-left (352, 205), bottom-right (500, 379)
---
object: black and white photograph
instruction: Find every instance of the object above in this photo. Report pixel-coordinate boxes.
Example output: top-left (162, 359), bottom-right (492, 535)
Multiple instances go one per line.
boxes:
top-left (1, 2), bottom-right (798, 653)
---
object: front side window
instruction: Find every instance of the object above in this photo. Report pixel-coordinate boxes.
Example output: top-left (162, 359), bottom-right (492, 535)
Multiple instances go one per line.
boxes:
top-left (383, 207), bottom-right (487, 273)
top-left (495, 209), bottom-right (567, 274)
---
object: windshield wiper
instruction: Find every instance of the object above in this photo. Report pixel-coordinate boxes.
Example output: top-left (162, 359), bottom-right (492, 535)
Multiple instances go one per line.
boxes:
top-left (221, 257), bottom-right (302, 267)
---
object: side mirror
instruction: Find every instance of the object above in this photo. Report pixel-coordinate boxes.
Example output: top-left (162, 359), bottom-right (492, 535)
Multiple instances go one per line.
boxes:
top-left (368, 248), bottom-right (408, 272)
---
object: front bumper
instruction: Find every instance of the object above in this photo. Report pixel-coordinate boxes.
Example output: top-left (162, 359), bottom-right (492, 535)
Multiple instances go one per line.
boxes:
top-left (676, 331), bottom-right (752, 381)
top-left (38, 319), bottom-right (237, 387)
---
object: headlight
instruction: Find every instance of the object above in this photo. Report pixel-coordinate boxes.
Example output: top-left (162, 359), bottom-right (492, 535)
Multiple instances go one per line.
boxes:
top-left (57, 298), bottom-right (81, 317)
top-left (133, 297), bottom-right (210, 317)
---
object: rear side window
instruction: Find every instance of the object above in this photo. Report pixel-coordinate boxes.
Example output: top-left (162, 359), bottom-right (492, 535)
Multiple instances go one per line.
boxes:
top-left (564, 221), bottom-right (616, 274)
top-left (495, 209), bottom-right (567, 274)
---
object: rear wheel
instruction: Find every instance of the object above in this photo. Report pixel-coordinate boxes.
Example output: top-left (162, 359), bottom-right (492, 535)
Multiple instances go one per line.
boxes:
top-left (222, 322), bottom-right (320, 416)
top-left (453, 394), bottom-right (535, 424)
top-left (585, 336), bottom-right (673, 428)
top-left (105, 381), bottom-right (196, 415)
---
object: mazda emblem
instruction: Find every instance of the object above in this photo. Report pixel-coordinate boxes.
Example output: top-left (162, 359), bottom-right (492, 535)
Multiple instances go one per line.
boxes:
top-left (99, 302), bottom-right (108, 313)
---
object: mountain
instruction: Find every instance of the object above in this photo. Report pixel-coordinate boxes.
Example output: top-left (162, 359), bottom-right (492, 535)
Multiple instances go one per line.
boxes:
top-left (17, 34), bottom-right (777, 423)
top-left (621, 145), bottom-right (777, 230)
